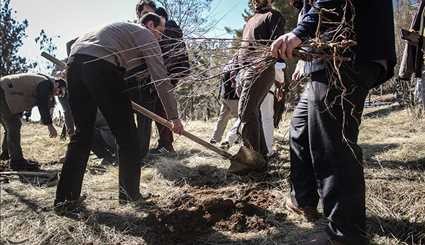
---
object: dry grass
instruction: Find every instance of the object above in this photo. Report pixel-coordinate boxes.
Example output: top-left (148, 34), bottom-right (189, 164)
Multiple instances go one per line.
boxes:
top-left (1, 105), bottom-right (424, 245)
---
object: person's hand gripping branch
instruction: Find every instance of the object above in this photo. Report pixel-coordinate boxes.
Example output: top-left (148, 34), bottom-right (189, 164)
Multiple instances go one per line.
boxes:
top-left (271, 32), bottom-right (302, 60)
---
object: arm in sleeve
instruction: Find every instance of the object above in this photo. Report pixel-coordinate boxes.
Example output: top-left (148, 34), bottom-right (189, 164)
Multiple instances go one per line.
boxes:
top-left (36, 80), bottom-right (53, 125)
top-left (292, 0), bottom-right (345, 41)
top-left (138, 31), bottom-right (179, 120)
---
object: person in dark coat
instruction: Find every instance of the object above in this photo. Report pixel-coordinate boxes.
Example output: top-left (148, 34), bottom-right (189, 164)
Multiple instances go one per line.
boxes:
top-left (271, 0), bottom-right (397, 244)
top-left (131, 6), bottom-right (190, 157)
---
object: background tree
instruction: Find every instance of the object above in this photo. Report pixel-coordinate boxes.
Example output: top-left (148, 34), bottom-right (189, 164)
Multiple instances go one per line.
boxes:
top-left (0, 0), bottom-right (35, 77)
top-left (156, 0), bottom-right (214, 36)
top-left (34, 29), bottom-right (60, 74)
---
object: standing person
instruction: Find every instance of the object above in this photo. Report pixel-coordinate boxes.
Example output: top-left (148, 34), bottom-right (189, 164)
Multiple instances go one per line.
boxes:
top-left (126, 2), bottom-right (157, 159)
top-left (236, 0), bottom-right (285, 169)
top-left (132, 6), bottom-right (190, 157)
top-left (210, 57), bottom-right (239, 145)
top-left (149, 6), bottom-right (190, 155)
top-left (271, 0), bottom-right (396, 244)
top-left (0, 73), bottom-right (65, 170)
top-left (54, 14), bottom-right (184, 208)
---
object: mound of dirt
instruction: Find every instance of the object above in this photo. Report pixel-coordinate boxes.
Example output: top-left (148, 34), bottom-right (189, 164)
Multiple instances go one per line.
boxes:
top-left (152, 188), bottom-right (283, 242)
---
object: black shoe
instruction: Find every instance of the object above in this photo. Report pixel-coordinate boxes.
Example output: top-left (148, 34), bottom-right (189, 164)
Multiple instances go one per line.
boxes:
top-left (100, 157), bottom-right (116, 166)
top-left (0, 151), bottom-right (9, 161)
top-left (10, 159), bottom-right (40, 171)
top-left (149, 146), bottom-right (176, 156)
top-left (209, 139), bottom-right (217, 144)
top-left (119, 192), bottom-right (144, 205)
top-left (54, 195), bottom-right (87, 218)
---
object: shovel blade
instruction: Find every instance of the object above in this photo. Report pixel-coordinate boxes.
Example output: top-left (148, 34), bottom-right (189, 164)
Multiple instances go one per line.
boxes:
top-left (229, 146), bottom-right (266, 174)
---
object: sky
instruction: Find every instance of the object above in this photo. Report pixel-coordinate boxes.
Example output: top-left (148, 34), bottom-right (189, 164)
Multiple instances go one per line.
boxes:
top-left (10, 0), bottom-right (249, 63)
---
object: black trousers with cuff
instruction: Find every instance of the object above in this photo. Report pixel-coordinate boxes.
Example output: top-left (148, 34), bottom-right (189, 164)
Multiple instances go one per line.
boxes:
top-left (289, 62), bottom-right (384, 245)
top-left (55, 54), bottom-right (141, 203)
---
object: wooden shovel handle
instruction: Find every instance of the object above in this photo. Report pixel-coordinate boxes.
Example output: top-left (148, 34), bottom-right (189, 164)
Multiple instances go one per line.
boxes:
top-left (131, 101), bottom-right (233, 159)
top-left (41, 51), bottom-right (66, 70)
top-left (0, 171), bottom-right (58, 177)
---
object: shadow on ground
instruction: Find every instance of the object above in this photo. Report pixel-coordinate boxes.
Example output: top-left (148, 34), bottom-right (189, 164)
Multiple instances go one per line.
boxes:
top-left (368, 215), bottom-right (425, 244)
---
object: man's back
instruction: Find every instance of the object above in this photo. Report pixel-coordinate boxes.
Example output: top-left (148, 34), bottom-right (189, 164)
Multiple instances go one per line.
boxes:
top-left (70, 22), bottom-right (161, 71)
top-left (240, 8), bottom-right (285, 64)
top-left (0, 73), bottom-right (50, 114)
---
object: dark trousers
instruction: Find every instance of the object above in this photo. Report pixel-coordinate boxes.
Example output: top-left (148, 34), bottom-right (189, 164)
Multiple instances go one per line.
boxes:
top-left (0, 88), bottom-right (24, 163)
top-left (238, 66), bottom-right (275, 157)
top-left (289, 62), bottom-right (384, 245)
top-left (132, 83), bottom-right (156, 159)
top-left (154, 98), bottom-right (174, 149)
top-left (58, 93), bottom-right (75, 136)
top-left (132, 84), bottom-right (174, 159)
top-left (55, 55), bottom-right (141, 202)
top-left (91, 111), bottom-right (117, 160)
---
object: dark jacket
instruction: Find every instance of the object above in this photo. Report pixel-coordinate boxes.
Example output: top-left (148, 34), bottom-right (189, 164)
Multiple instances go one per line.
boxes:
top-left (160, 20), bottom-right (190, 83)
top-left (292, 0), bottom-right (397, 84)
top-left (240, 8), bottom-right (286, 64)
top-left (125, 20), bottom-right (190, 89)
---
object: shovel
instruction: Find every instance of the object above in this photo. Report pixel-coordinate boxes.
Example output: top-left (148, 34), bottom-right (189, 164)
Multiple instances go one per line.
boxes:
top-left (131, 101), bottom-right (266, 173)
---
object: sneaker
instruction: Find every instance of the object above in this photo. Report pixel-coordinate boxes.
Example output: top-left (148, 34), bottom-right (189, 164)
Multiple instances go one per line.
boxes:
top-left (220, 141), bottom-right (230, 150)
top-left (285, 198), bottom-right (320, 222)
top-left (10, 159), bottom-right (40, 171)
top-left (149, 146), bottom-right (176, 156)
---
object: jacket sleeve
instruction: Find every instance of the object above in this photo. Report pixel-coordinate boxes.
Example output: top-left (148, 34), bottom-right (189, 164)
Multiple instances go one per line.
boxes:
top-left (292, 0), bottom-right (345, 41)
top-left (137, 31), bottom-right (179, 120)
top-left (161, 20), bottom-right (190, 81)
top-left (36, 80), bottom-right (53, 125)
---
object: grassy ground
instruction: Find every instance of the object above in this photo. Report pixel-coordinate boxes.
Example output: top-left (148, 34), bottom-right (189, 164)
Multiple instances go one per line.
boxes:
top-left (0, 105), bottom-right (424, 245)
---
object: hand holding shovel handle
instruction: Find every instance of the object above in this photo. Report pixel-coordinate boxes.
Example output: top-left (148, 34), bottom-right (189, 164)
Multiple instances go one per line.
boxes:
top-left (131, 101), bottom-right (233, 159)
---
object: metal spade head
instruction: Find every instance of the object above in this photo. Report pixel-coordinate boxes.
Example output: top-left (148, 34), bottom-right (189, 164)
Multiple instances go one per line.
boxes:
top-left (228, 146), bottom-right (267, 174)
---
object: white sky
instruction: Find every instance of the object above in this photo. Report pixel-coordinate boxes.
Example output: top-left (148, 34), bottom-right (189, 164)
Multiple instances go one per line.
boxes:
top-left (10, 0), bottom-right (248, 63)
